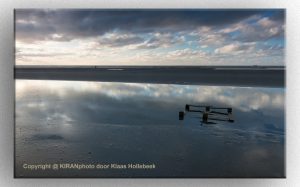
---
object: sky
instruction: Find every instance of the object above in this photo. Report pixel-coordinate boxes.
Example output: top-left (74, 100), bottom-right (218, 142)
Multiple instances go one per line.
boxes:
top-left (15, 9), bottom-right (285, 66)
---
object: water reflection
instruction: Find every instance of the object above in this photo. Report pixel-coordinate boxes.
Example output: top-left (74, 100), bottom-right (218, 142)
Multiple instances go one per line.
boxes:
top-left (15, 80), bottom-right (285, 177)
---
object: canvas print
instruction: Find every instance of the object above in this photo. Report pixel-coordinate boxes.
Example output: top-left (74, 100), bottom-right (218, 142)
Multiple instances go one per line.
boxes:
top-left (14, 9), bottom-right (285, 178)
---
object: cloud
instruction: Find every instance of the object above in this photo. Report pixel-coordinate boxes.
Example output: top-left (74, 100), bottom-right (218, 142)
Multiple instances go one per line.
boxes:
top-left (227, 17), bottom-right (284, 43)
top-left (258, 17), bottom-right (277, 28)
top-left (254, 44), bottom-right (284, 58)
top-left (15, 9), bottom-right (285, 66)
top-left (17, 52), bottom-right (73, 58)
top-left (136, 33), bottom-right (185, 49)
top-left (15, 9), bottom-right (270, 43)
top-left (167, 48), bottom-right (206, 58)
top-left (214, 42), bottom-right (255, 54)
top-left (98, 32), bottom-right (144, 48)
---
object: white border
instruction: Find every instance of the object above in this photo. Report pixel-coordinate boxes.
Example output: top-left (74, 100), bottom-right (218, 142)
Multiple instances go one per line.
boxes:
top-left (1, 0), bottom-right (300, 186)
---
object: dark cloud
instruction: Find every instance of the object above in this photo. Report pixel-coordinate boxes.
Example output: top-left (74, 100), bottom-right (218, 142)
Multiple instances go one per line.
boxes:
top-left (269, 10), bottom-right (285, 22)
top-left (232, 22), bottom-right (284, 43)
top-left (15, 9), bottom-right (283, 43)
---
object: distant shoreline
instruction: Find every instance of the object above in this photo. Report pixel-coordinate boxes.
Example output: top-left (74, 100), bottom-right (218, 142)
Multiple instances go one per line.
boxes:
top-left (15, 65), bottom-right (285, 69)
top-left (15, 66), bottom-right (285, 88)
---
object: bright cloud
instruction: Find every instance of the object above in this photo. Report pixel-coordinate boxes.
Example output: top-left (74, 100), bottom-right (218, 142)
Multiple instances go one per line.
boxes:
top-left (215, 42), bottom-right (255, 54)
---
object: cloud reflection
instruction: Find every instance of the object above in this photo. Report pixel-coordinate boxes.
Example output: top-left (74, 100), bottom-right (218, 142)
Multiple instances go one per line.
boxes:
top-left (15, 80), bottom-right (285, 177)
